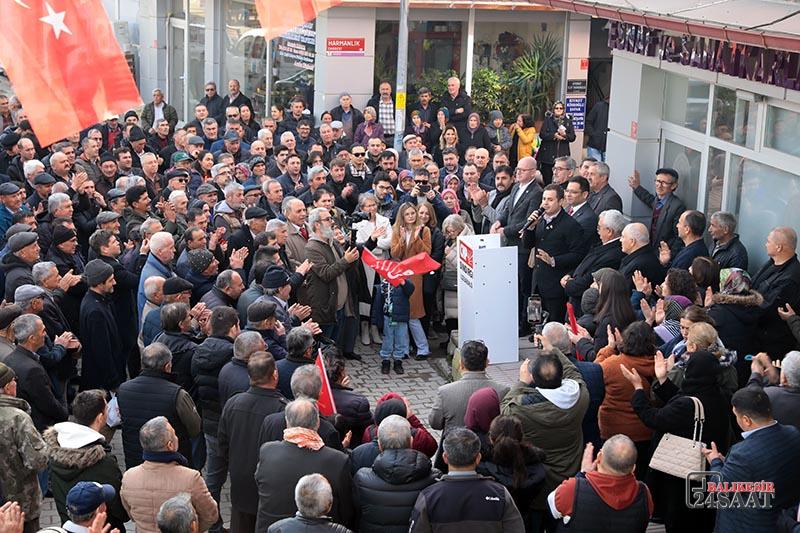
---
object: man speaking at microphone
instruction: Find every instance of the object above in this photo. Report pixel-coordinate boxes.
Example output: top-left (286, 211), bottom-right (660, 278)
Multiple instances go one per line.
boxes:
top-left (522, 184), bottom-right (585, 324)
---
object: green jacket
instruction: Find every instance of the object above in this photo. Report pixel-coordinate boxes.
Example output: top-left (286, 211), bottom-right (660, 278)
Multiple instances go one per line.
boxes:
top-left (500, 349), bottom-right (589, 510)
top-left (0, 395), bottom-right (47, 519)
top-left (44, 424), bottom-right (129, 531)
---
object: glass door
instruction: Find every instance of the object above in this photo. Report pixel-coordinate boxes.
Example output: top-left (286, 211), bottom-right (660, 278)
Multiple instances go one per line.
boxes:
top-left (168, 21), bottom-right (187, 120)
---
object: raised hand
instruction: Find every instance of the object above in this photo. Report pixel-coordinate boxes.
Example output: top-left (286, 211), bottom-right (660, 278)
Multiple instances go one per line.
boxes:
top-left (654, 298), bottom-right (666, 325)
top-left (344, 247), bottom-right (359, 263)
top-left (658, 241), bottom-right (671, 266)
top-left (632, 270), bottom-right (651, 295)
top-left (620, 364), bottom-right (643, 389)
top-left (640, 299), bottom-right (655, 325)
top-left (627, 169), bottom-right (641, 189)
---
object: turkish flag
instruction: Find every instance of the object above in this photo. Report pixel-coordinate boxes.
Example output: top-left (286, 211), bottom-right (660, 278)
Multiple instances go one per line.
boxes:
top-left (362, 249), bottom-right (441, 287)
top-left (0, 1), bottom-right (142, 147)
top-left (315, 349), bottom-right (337, 416)
top-left (255, 0), bottom-right (343, 41)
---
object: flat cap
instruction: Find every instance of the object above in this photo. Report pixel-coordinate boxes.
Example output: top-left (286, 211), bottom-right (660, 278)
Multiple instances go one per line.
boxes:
top-left (106, 188), bottom-right (126, 201)
top-left (96, 211), bottom-right (122, 224)
top-left (245, 206), bottom-right (268, 220)
top-left (247, 299), bottom-right (277, 323)
top-left (8, 231), bottom-right (38, 253)
top-left (33, 173), bottom-right (56, 185)
top-left (0, 182), bottom-right (20, 196)
top-left (196, 183), bottom-right (217, 196)
top-left (223, 130), bottom-right (240, 141)
top-left (14, 284), bottom-right (45, 303)
top-left (163, 277), bottom-right (194, 296)
top-left (187, 135), bottom-right (205, 145)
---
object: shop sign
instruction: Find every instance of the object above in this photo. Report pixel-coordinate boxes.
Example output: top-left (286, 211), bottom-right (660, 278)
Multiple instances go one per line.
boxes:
top-left (608, 21), bottom-right (800, 90)
top-left (567, 79), bottom-right (587, 94)
top-left (277, 22), bottom-right (315, 71)
top-left (326, 37), bottom-right (365, 56)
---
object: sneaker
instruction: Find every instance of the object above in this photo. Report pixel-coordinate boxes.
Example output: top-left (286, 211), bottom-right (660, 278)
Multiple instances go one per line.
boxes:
top-left (393, 360), bottom-right (404, 374)
top-left (414, 353), bottom-right (428, 361)
top-left (381, 360), bottom-right (391, 374)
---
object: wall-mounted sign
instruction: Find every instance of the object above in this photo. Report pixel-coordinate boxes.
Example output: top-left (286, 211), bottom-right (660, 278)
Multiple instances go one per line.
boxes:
top-left (567, 79), bottom-right (587, 94)
top-left (565, 97), bottom-right (586, 131)
top-left (326, 37), bottom-right (365, 56)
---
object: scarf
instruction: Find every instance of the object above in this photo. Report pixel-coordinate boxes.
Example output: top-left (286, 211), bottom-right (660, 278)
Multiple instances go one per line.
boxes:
top-left (492, 186), bottom-right (513, 209)
top-left (284, 427), bottom-right (324, 451)
top-left (142, 450), bottom-right (188, 466)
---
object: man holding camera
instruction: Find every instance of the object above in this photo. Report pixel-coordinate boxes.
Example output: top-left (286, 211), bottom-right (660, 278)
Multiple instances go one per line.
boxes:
top-left (396, 168), bottom-right (451, 223)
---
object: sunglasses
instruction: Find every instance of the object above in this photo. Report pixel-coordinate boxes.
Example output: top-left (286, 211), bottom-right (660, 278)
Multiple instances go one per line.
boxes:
top-left (554, 106), bottom-right (564, 110)
top-left (352, 152), bottom-right (366, 157)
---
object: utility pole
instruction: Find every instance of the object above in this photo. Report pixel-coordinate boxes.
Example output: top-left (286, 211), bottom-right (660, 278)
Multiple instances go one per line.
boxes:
top-left (393, 0), bottom-right (409, 151)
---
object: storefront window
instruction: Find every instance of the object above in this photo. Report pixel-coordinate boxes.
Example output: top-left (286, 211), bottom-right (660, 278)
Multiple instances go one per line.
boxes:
top-left (472, 21), bottom-right (563, 72)
top-left (222, 0), bottom-right (315, 118)
top-left (663, 74), bottom-right (709, 133)
top-left (705, 147), bottom-right (725, 216)
top-left (375, 21), bottom-right (462, 89)
top-left (711, 86), bottom-right (755, 149)
top-left (188, 25), bottom-right (206, 111)
top-left (730, 156), bottom-right (800, 267)
top-left (662, 140), bottom-right (700, 210)
top-left (765, 105), bottom-right (800, 158)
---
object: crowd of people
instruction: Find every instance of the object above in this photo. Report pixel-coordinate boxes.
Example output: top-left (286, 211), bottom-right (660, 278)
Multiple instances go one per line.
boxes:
top-left (0, 75), bottom-right (798, 533)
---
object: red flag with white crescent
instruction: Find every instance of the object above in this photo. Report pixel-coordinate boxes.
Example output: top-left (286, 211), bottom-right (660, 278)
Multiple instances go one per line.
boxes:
top-left (315, 349), bottom-right (336, 416)
top-left (0, 0), bottom-right (142, 147)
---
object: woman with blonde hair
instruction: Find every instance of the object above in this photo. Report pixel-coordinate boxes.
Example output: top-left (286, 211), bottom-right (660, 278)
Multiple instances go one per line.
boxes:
top-left (391, 203), bottom-right (432, 358)
top-left (440, 213), bottom-right (474, 347)
top-left (433, 125), bottom-right (462, 167)
top-left (354, 106), bottom-right (385, 147)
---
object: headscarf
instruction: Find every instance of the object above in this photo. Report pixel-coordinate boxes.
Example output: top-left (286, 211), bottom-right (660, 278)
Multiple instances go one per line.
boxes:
top-left (437, 107), bottom-right (450, 125)
top-left (441, 188), bottom-right (461, 214)
top-left (720, 268), bottom-right (752, 295)
top-left (464, 387), bottom-right (500, 434)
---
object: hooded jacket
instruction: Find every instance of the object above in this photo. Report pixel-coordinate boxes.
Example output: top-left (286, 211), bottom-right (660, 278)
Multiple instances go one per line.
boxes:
top-left (551, 470), bottom-right (653, 525)
top-left (354, 448), bottom-right (439, 533)
top-left (485, 111), bottom-right (511, 151)
top-left (477, 446), bottom-right (547, 516)
top-left (44, 423), bottom-right (129, 531)
top-left (500, 349), bottom-right (589, 511)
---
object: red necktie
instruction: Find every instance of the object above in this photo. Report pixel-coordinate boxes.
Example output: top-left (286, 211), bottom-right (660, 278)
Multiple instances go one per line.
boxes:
top-left (300, 226), bottom-right (309, 241)
top-left (567, 206), bottom-right (574, 216)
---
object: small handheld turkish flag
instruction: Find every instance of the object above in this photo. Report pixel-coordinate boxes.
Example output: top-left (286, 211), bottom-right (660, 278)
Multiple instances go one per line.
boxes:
top-left (361, 249), bottom-right (441, 287)
top-left (0, 1), bottom-right (142, 147)
top-left (315, 349), bottom-right (336, 416)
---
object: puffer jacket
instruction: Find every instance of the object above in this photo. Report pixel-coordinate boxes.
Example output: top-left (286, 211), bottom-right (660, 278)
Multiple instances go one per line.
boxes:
top-left (708, 290), bottom-right (763, 385)
top-left (0, 395), bottom-right (47, 520)
top-left (354, 448), bottom-right (438, 533)
top-left (44, 423), bottom-right (128, 531)
top-left (191, 335), bottom-right (234, 436)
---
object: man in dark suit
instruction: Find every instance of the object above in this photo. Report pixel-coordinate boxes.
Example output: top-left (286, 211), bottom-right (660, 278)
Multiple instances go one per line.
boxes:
top-left (563, 209), bottom-right (627, 314)
top-left (254, 398), bottom-right (354, 531)
top-left (491, 156), bottom-right (543, 334)
top-left (4, 314), bottom-right (68, 431)
top-left (565, 176), bottom-right (598, 251)
top-left (221, 80), bottom-right (253, 122)
top-left (619, 222), bottom-right (665, 290)
top-left (522, 184), bottom-right (585, 323)
top-left (628, 168), bottom-right (685, 253)
top-left (587, 161), bottom-right (622, 215)
top-left (704, 388), bottom-right (800, 532)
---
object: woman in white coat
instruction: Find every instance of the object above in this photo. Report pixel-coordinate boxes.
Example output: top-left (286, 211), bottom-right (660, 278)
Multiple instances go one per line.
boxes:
top-left (353, 192), bottom-right (393, 345)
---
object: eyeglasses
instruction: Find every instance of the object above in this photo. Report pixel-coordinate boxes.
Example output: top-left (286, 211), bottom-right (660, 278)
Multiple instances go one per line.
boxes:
top-left (655, 179), bottom-right (675, 186)
top-left (226, 114), bottom-right (238, 119)
top-left (554, 166), bottom-right (570, 171)
top-left (517, 167), bottom-right (535, 173)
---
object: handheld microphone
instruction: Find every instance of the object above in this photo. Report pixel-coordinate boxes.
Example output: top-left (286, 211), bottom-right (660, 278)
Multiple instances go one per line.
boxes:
top-left (521, 207), bottom-right (545, 233)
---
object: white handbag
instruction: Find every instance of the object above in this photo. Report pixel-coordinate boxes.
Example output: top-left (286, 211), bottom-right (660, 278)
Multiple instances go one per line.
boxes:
top-left (648, 396), bottom-right (706, 479)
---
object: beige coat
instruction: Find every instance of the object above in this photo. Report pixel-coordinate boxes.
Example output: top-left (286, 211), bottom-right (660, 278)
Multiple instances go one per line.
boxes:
top-left (285, 222), bottom-right (309, 269)
top-left (121, 461), bottom-right (218, 533)
top-left (390, 225), bottom-right (431, 319)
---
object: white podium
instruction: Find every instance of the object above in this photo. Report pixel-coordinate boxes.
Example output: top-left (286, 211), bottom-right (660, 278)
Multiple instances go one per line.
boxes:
top-left (457, 234), bottom-right (519, 363)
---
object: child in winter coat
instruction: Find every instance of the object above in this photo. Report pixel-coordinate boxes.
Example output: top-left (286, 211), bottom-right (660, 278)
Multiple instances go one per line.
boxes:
top-left (485, 110), bottom-right (512, 153)
top-left (379, 278), bottom-right (415, 375)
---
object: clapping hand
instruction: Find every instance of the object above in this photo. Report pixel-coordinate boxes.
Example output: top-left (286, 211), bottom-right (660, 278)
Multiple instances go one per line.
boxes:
top-left (658, 241), bottom-right (671, 266)
top-left (580, 443), bottom-right (598, 473)
top-left (654, 298), bottom-right (666, 325)
top-left (370, 225), bottom-right (387, 241)
top-left (654, 350), bottom-right (674, 384)
top-left (288, 303), bottom-right (312, 320)
top-left (58, 269), bottom-right (82, 291)
top-left (606, 325), bottom-right (623, 351)
top-left (189, 302), bottom-right (207, 321)
top-left (632, 270), bottom-right (651, 296)
top-left (301, 320), bottom-right (322, 335)
top-left (704, 286), bottom-right (714, 307)
top-left (229, 247), bottom-right (249, 269)
top-left (567, 324), bottom-right (591, 345)
top-left (620, 364), bottom-right (644, 390)
top-left (0, 501), bottom-right (24, 533)
top-left (519, 359), bottom-right (533, 385)
top-left (640, 299), bottom-right (655, 325)
top-left (296, 259), bottom-right (313, 276)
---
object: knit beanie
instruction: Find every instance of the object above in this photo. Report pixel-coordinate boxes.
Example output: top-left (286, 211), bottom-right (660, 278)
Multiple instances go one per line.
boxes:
top-left (84, 259), bottom-right (114, 287)
top-left (188, 248), bottom-right (214, 274)
top-left (0, 362), bottom-right (16, 388)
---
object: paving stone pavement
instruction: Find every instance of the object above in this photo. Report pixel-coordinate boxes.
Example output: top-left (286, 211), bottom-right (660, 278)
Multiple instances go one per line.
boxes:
top-left (38, 337), bottom-right (450, 531)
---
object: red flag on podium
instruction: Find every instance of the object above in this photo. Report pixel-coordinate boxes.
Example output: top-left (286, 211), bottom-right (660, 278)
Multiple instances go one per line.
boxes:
top-left (255, 0), bottom-right (343, 41)
top-left (315, 349), bottom-right (337, 416)
top-left (0, 0), bottom-right (142, 147)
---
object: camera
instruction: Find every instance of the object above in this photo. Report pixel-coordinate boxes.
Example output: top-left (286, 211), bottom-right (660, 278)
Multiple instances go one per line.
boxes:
top-left (418, 183), bottom-right (431, 194)
top-left (344, 211), bottom-right (370, 225)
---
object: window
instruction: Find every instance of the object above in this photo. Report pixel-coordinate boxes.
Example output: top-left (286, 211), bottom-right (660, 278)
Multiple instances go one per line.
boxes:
top-left (730, 156), bottom-right (800, 268)
top-left (375, 21), bottom-right (462, 88)
top-left (711, 86), bottom-right (755, 149)
top-left (663, 74), bottom-right (709, 133)
top-left (705, 147), bottom-right (725, 216)
top-left (662, 140), bottom-right (700, 210)
top-left (765, 105), bottom-right (800, 158)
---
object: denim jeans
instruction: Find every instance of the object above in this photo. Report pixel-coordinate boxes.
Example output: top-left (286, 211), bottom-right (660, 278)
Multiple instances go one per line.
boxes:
top-left (204, 433), bottom-right (228, 532)
top-left (586, 146), bottom-right (606, 162)
top-left (380, 316), bottom-right (409, 360)
top-left (408, 318), bottom-right (430, 356)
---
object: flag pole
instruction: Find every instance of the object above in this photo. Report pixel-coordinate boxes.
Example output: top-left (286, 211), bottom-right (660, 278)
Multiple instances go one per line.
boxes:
top-left (393, 0), bottom-right (409, 151)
